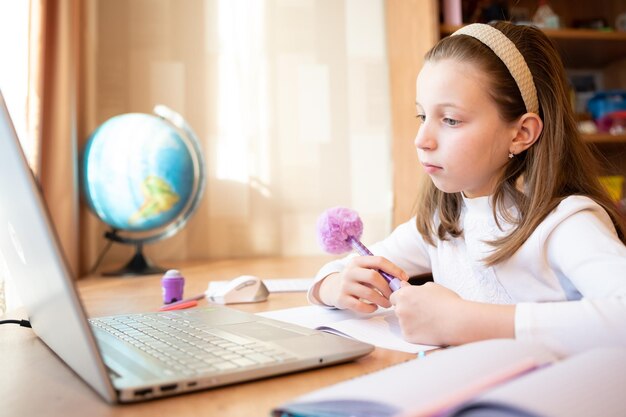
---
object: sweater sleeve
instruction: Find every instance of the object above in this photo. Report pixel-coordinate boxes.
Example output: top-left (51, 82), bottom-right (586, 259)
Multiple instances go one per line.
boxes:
top-left (307, 217), bottom-right (433, 306)
top-left (515, 197), bottom-right (626, 356)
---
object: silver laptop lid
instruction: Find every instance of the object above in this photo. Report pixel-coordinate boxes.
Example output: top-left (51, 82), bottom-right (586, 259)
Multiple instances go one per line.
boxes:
top-left (0, 91), bottom-right (117, 402)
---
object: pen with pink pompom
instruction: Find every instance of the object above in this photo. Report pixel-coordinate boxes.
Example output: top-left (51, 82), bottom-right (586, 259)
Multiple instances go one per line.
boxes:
top-left (316, 207), bottom-right (403, 292)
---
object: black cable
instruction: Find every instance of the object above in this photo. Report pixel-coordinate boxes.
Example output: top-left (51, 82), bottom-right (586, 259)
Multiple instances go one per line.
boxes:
top-left (87, 238), bottom-right (114, 276)
top-left (0, 319), bottom-right (31, 328)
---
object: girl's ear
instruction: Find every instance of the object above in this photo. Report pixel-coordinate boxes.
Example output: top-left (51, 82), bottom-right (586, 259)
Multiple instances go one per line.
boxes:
top-left (510, 113), bottom-right (543, 155)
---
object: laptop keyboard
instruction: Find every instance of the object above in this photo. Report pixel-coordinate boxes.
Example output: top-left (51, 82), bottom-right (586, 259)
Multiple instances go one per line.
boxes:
top-left (89, 312), bottom-right (296, 377)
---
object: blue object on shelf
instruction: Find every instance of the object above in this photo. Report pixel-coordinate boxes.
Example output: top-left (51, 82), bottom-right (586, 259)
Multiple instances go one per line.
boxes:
top-left (587, 90), bottom-right (626, 120)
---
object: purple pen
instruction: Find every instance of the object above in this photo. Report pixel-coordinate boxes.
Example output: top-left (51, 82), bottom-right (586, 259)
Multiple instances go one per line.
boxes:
top-left (316, 207), bottom-right (403, 292)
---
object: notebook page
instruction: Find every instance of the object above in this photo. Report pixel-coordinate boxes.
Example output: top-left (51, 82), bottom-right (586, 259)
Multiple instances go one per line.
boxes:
top-left (317, 312), bottom-right (437, 353)
top-left (259, 306), bottom-right (437, 353)
top-left (272, 340), bottom-right (558, 417)
top-left (258, 305), bottom-right (361, 328)
top-left (449, 347), bottom-right (626, 417)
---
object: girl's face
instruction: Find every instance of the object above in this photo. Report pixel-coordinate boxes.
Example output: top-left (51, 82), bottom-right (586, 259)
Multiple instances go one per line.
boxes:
top-left (415, 59), bottom-right (517, 198)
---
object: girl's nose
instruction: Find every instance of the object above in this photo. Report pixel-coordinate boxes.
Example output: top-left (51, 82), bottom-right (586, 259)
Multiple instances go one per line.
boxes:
top-left (414, 122), bottom-right (435, 150)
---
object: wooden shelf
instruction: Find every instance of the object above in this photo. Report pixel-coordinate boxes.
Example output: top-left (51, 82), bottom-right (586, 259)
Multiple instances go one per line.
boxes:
top-left (440, 25), bottom-right (626, 68)
top-left (583, 133), bottom-right (626, 143)
top-left (440, 24), bottom-right (626, 40)
top-left (543, 28), bottom-right (626, 41)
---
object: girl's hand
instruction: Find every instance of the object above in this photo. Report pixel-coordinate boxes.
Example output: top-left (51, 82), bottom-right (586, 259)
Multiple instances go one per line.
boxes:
top-left (389, 282), bottom-right (515, 346)
top-left (318, 256), bottom-right (409, 313)
top-left (390, 282), bottom-right (466, 346)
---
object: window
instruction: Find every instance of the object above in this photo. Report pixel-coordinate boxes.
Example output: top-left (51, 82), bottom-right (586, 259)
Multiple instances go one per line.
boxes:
top-left (0, 1), bottom-right (30, 314)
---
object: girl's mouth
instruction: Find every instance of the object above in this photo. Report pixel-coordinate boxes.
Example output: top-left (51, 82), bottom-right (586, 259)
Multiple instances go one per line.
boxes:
top-left (421, 162), bottom-right (442, 174)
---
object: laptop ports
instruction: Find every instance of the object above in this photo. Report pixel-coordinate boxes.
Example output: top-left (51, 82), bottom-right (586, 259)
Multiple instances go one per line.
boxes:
top-left (160, 383), bottom-right (178, 393)
top-left (133, 388), bottom-right (153, 397)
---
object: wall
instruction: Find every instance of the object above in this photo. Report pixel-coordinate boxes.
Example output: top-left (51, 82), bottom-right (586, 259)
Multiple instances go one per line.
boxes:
top-left (81, 0), bottom-right (394, 270)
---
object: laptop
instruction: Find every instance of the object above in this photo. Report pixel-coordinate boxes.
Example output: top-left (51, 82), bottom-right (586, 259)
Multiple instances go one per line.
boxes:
top-left (0, 91), bottom-right (373, 403)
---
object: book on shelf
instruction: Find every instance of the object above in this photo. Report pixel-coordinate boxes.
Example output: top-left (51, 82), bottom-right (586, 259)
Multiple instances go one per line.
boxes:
top-left (271, 338), bottom-right (626, 417)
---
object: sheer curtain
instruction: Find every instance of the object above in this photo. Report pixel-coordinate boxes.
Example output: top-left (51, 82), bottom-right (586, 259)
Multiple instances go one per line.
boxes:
top-left (83, 0), bottom-right (394, 272)
top-left (34, 0), bottom-right (82, 279)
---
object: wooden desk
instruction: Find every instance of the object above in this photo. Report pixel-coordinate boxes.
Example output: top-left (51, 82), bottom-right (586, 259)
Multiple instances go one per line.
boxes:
top-left (0, 257), bottom-right (415, 417)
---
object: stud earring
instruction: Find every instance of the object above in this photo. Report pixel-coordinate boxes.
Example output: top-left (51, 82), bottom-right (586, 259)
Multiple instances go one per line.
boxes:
top-left (508, 152), bottom-right (514, 159)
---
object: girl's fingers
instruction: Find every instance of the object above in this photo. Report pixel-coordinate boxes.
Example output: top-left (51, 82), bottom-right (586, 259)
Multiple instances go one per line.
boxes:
top-left (350, 256), bottom-right (409, 282)
top-left (347, 257), bottom-right (407, 298)
top-left (333, 256), bottom-right (410, 312)
top-left (353, 284), bottom-right (392, 308)
top-left (342, 266), bottom-right (389, 299)
top-left (339, 297), bottom-right (379, 314)
top-left (334, 275), bottom-right (391, 311)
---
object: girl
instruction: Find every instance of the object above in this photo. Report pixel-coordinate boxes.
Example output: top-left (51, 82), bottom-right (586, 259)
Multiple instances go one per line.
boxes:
top-left (308, 21), bottom-right (626, 356)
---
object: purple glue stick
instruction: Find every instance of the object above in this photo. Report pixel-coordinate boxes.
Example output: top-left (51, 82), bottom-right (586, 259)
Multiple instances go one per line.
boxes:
top-left (316, 207), bottom-right (403, 292)
top-left (161, 269), bottom-right (185, 304)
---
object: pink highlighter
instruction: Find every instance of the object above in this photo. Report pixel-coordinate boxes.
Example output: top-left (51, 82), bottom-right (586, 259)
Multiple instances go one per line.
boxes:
top-left (316, 207), bottom-right (403, 292)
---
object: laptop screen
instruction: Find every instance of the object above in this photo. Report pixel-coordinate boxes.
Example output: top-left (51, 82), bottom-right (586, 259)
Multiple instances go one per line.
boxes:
top-left (0, 91), bottom-right (116, 401)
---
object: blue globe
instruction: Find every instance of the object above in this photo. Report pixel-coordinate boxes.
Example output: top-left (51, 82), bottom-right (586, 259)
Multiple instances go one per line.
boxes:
top-left (82, 112), bottom-right (199, 233)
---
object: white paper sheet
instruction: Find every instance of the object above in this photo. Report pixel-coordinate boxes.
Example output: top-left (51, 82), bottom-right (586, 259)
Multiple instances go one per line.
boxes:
top-left (258, 305), bottom-right (438, 354)
top-left (207, 278), bottom-right (313, 294)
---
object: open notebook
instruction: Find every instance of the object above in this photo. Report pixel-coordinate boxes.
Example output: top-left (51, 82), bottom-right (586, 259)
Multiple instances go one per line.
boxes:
top-left (259, 305), bottom-right (439, 354)
top-left (272, 339), bottom-right (626, 417)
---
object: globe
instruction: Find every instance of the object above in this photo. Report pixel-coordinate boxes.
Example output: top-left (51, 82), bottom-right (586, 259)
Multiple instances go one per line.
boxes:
top-left (82, 106), bottom-right (205, 276)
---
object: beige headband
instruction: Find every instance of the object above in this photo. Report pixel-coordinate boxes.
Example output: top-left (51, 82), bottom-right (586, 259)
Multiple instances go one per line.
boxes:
top-left (451, 23), bottom-right (539, 114)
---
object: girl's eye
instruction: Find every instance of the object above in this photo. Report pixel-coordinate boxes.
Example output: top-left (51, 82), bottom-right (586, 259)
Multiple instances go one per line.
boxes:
top-left (443, 117), bottom-right (460, 126)
top-left (416, 114), bottom-right (426, 122)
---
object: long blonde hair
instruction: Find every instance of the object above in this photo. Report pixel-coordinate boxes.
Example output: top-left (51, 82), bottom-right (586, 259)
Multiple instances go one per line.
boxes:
top-left (415, 21), bottom-right (626, 265)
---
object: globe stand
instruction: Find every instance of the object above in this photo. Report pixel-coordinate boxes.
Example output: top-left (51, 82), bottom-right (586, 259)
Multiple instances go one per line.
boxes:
top-left (102, 231), bottom-right (167, 276)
